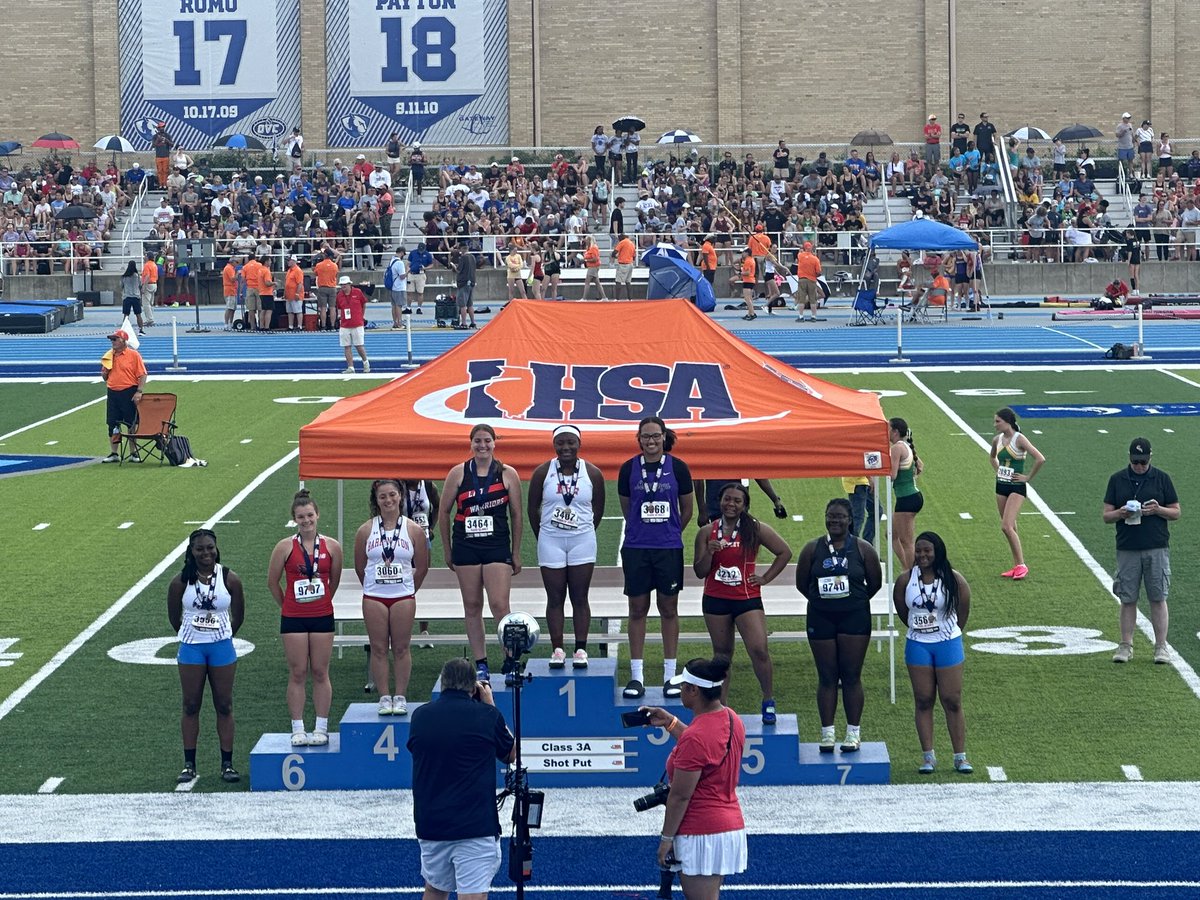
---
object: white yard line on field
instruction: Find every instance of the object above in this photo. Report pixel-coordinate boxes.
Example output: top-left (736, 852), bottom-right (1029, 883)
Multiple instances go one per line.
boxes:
top-left (903, 370), bottom-right (1200, 701)
top-left (0, 397), bottom-right (104, 442)
top-left (1157, 368), bottom-right (1200, 390)
top-left (0, 449), bottom-right (299, 724)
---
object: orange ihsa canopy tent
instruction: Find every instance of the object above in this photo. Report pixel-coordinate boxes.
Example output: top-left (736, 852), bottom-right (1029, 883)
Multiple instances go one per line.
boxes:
top-left (298, 299), bottom-right (889, 481)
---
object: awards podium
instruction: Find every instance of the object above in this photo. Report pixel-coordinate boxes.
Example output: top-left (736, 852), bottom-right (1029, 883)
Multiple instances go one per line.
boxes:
top-left (249, 657), bottom-right (889, 790)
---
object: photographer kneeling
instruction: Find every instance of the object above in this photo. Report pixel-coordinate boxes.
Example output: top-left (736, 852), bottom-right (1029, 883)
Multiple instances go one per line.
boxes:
top-left (642, 657), bottom-right (747, 899)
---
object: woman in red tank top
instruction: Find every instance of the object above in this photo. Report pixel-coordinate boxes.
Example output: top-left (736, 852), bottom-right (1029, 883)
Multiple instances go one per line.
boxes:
top-left (267, 489), bottom-right (343, 746)
top-left (692, 482), bottom-right (791, 724)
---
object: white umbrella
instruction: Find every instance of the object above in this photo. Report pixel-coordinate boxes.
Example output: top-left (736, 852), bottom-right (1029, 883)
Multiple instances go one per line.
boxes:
top-left (1005, 126), bottom-right (1050, 141)
top-left (657, 130), bottom-right (702, 144)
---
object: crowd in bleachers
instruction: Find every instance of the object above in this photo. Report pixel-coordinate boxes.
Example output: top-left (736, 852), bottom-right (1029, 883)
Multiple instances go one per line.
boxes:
top-left (0, 158), bottom-right (125, 274)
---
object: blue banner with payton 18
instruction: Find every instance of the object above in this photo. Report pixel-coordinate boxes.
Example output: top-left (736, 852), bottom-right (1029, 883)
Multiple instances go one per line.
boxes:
top-left (325, 0), bottom-right (509, 147)
top-left (118, 0), bottom-right (302, 149)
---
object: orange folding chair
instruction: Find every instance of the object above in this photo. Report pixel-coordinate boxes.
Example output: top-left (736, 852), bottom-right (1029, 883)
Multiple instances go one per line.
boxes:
top-left (120, 392), bottom-right (178, 465)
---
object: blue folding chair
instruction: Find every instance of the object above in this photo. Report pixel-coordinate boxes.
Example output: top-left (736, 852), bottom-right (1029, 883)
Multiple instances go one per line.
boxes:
top-left (850, 288), bottom-right (887, 325)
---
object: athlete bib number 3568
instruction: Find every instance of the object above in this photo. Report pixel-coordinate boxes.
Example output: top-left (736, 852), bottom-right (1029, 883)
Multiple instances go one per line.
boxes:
top-left (640, 501), bottom-right (670, 524)
top-left (910, 611), bottom-right (940, 634)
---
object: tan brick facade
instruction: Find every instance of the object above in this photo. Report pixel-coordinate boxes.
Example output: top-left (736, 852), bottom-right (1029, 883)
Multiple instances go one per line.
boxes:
top-left (1, 0), bottom-right (1194, 153)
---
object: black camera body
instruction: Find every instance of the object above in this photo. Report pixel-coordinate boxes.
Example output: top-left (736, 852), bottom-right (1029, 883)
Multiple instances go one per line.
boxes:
top-left (502, 620), bottom-right (530, 656)
top-left (633, 779), bottom-right (670, 812)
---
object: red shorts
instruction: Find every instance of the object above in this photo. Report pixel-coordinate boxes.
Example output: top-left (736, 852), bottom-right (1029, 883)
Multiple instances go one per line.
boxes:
top-left (364, 593), bottom-right (414, 609)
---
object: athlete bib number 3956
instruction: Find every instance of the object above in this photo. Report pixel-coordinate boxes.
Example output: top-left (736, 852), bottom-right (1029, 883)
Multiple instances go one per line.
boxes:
top-left (192, 613), bottom-right (220, 631)
top-left (465, 516), bottom-right (494, 537)
top-left (640, 501), bottom-right (670, 523)
top-left (294, 579), bottom-right (326, 602)
top-left (817, 575), bottom-right (850, 599)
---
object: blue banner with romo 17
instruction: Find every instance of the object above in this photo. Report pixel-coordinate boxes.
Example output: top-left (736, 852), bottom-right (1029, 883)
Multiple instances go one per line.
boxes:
top-left (118, 0), bottom-right (302, 148)
top-left (325, 0), bottom-right (509, 147)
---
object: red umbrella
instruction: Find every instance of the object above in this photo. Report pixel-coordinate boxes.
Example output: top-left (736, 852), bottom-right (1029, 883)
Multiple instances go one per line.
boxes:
top-left (33, 132), bottom-right (79, 150)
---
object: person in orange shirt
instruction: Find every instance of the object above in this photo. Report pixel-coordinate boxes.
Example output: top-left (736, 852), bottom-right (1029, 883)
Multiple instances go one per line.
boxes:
top-left (221, 255), bottom-right (241, 328)
top-left (794, 241), bottom-right (823, 322)
top-left (100, 329), bottom-right (147, 463)
top-left (580, 236), bottom-right (607, 301)
top-left (911, 267), bottom-right (951, 322)
top-left (748, 223), bottom-right (772, 293)
top-left (313, 248), bottom-right (341, 331)
top-left (736, 248), bottom-right (757, 319)
top-left (699, 235), bottom-right (718, 286)
top-left (241, 254), bottom-right (263, 330)
top-left (139, 251), bottom-right (159, 327)
top-left (256, 256), bottom-right (276, 332)
top-left (283, 256), bottom-right (306, 331)
top-left (611, 234), bottom-right (637, 300)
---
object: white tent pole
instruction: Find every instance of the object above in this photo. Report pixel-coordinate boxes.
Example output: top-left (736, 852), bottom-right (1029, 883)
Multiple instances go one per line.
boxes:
top-left (337, 478), bottom-right (344, 547)
top-left (884, 474), bottom-right (895, 703)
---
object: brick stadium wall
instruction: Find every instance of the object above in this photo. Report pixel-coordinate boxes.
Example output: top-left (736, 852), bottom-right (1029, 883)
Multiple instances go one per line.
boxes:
top-left (0, 0), bottom-right (1194, 152)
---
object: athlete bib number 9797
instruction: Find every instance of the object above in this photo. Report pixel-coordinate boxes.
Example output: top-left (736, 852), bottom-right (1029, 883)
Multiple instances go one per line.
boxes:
top-left (817, 575), bottom-right (850, 599)
top-left (640, 501), bottom-right (670, 524)
top-left (294, 580), bottom-right (326, 602)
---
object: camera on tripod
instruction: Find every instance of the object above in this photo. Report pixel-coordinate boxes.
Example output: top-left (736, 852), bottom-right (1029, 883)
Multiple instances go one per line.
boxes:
top-left (499, 611), bottom-right (540, 677)
top-left (633, 778), bottom-right (670, 812)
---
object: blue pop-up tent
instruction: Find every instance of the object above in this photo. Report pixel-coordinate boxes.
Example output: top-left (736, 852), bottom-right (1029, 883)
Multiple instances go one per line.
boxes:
top-left (645, 252), bottom-right (716, 312)
top-left (868, 217), bottom-right (979, 251)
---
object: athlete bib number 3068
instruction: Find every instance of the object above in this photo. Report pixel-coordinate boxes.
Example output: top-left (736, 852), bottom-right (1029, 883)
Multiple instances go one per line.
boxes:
top-left (640, 501), bottom-right (670, 524)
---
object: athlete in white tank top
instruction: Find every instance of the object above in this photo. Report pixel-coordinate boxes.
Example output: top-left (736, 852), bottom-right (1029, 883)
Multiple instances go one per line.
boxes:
top-left (362, 515), bottom-right (417, 597)
top-left (903, 567), bottom-right (962, 643)
top-left (539, 457), bottom-right (596, 535)
top-left (178, 566), bottom-right (234, 644)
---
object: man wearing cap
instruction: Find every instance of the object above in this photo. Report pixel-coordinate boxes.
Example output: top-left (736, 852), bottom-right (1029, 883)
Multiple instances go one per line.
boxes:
top-left (386, 246), bottom-right (408, 328)
top-left (794, 241), bottom-right (822, 322)
top-left (221, 254), bottom-right (242, 328)
top-left (973, 113), bottom-right (997, 161)
top-left (451, 245), bottom-right (476, 329)
top-left (409, 144), bottom-right (426, 198)
top-left (283, 255), bottom-right (305, 331)
top-left (611, 232), bottom-right (637, 301)
top-left (100, 330), bottom-right (147, 463)
top-left (924, 114), bottom-right (942, 169)
top-left (1115, 113), bottom-right (1135, 167)
top-left (1103, 438), bottom-right (1180, 664)
top-left (139, 251), bottom-right (159, 327)
top-left (151, 123), bottom-right (172, 190)
top-left (335, 275), bottom-right (370, 374)
top-left (408, 242), bottom-right (434, 315)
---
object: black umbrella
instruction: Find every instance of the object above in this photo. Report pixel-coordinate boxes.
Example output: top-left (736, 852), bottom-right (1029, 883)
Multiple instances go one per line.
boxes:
top-left (612, 116), bottom-right (646, 133)
top-left (850, 129), bottom-right (894, 146)
top-left (54, 204), bottom-right (98, 221)
top-left (1053, 124), bottom-right (1103, 142)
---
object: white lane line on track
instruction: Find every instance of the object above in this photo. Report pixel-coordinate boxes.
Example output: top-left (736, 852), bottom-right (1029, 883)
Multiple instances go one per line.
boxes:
top-left (118, 522), bottom-right (134, 530)
top-left (33, 523), bottom-right (50, 531)
top-left (36, 778), bottom-right (63, 794)
top-left (174, 777), bottom-right (199, 793)
top-left (904, 371), bottom-right (1200, 702)
top-left (0, 396), bottom-right (105, 441)
top-left (1037, 327), bottom-right (1107, 351)
top-left (987, 766), bottom-right (1007, 782)
top-left (1123, 765), bottom-right (1144, 781)
top-left (0, 449), bottom-right (299, 724)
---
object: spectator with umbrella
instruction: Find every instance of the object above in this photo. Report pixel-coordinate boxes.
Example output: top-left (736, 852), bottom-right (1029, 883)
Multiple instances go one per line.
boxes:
top-left (612, 116), bottom-right (644, 184)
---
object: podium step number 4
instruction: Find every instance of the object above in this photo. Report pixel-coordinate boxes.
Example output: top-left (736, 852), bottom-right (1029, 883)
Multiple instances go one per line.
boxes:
top-left (250, 657), bottom-right (888, 790)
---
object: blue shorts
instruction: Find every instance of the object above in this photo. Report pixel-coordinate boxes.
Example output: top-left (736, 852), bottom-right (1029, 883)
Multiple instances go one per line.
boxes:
top-left (1117, 147), bottom-right (1136, 162)
top-left (905, 634), bottom-right (964, 668)
top-left (178, 638), bottom-right (237, 667)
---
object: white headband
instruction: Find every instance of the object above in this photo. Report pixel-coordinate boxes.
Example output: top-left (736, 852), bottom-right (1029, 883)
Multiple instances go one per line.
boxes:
top-left (552, 424), bottom-right (581, 439)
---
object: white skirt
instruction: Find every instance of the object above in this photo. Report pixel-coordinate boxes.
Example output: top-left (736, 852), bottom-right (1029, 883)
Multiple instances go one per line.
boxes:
top-left (674, 828), bottom-right (748, 877)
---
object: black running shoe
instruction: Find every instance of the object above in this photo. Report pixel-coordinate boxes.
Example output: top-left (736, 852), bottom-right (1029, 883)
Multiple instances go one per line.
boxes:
top-left (177, 764), bottom-right (196, 784)
top-left (221, 764), bottom-right (240, 783)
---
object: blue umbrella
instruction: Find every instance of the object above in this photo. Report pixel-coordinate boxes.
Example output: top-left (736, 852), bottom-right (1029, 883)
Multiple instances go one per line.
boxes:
top-left (642, 242), bottom-right (686, 261)
top-left (214, 133), bottom-right (267, 151)
top-left (657, 129), bottom-right (702, 144)
top-left (0, 141), bottom-right (21, 156)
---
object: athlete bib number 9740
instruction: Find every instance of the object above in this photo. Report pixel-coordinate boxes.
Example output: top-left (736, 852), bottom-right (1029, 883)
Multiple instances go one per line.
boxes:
top-left (640, 501), bottom-right (670, 524)
top-left (817, 575), bottom-right (850, 600)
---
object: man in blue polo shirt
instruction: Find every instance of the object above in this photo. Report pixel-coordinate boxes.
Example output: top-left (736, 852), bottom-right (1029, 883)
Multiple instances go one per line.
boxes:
top-left (408, 657), bottom-right (515, 900)
top-left (407, 241), bottom-right (434, 315)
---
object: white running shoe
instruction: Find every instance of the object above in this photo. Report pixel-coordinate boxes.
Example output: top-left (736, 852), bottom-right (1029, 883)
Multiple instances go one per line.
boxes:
top-left (549, 648), bottom-right (567, 669)
top-left (419, 630), bottom-right (434, 649)
top-left (343, 366), bottom-right (355, 374)
top-left (378, 695), bottom-right (394, 715)
top-left (362, 360), bottom-right (371, 373)
top-left (572, 649), bottom-right (589, 669)
top-left (393, 695), bottom-right (408, 716)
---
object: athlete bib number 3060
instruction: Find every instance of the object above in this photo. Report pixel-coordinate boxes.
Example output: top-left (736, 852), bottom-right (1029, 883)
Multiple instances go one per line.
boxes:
top-left (375, 563), bottom-right (402, 584)
top-left (640, 501), bottom-right (670, 524)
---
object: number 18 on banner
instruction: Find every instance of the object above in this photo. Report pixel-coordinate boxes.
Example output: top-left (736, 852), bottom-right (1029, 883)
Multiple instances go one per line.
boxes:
top-left (329, 0), bottom-right (504, 142)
